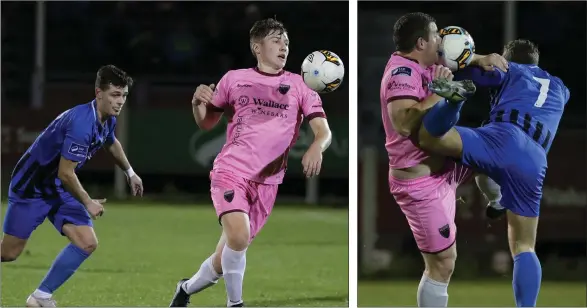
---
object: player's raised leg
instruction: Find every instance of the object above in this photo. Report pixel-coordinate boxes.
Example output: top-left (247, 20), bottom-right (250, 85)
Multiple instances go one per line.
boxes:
top-left (27, 195), bottom-right (98, 307)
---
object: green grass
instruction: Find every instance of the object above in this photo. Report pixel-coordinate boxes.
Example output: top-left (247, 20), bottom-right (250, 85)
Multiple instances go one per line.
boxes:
top-left (1, 203), bottom-right (349, 307)
top-left (358, 280), bottom-right (586, 307)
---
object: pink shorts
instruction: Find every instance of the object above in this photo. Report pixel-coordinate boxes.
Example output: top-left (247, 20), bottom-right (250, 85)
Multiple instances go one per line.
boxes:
top-left (210, 169), bottom-right (278, 241)
top-left (389, 161), bottom-right (472, 254)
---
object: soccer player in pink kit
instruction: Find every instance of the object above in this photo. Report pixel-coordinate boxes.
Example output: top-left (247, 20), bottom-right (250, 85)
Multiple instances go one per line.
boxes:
top-left (381, 13), bottom-right (506, 307)
top-left (169, 18), bottom-right (332, 307)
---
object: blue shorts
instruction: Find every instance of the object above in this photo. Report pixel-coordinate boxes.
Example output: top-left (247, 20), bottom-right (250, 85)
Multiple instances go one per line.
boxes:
top-left (3, 191), bottom-right (93, 239)
top-left (455, 122), bottom-right (547, 217)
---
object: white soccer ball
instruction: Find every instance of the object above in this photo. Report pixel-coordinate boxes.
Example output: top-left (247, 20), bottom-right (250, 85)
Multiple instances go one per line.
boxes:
top-left (439, 26), bottom-right (475, 72)
top-left (301, 50), bottom-right (345, 93)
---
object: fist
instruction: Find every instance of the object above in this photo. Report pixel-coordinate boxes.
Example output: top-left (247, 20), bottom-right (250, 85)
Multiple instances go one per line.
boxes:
top-left (192, 84), bottom-right (216, 106)
top-left (433, 65), bottom-right (454, 81)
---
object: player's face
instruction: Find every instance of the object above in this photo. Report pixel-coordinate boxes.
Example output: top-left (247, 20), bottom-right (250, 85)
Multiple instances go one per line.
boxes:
top-left (420, 22), bottom-right (441, 66)
top-left (260, 31), bottom-right (289, 70)
top-left (96, 85), bottom-right (129, 117)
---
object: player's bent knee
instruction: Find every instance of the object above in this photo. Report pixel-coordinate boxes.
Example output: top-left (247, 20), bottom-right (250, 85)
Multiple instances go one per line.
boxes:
top-left (0, 234), bottom-right (28, 262)
top-left (220, 212), bottom-right (250, 251)
top-left (62, 224), bottom-right (99, 254)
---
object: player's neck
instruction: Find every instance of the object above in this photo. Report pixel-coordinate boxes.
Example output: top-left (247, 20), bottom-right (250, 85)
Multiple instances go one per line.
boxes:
top-left (256, 62), bottom-right (282, 75)
top-left (397, 51), bottom-right (430, 69)
top-left (94, 100), bottom-right (108, 124)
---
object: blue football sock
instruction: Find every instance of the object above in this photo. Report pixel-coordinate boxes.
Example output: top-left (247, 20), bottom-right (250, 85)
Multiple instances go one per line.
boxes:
top-left (512, 251), bottom-right (542, 307)
top-left (38, 243), bottom-right (90, 294)
top-left (423, 98), bottom-right (465, 137)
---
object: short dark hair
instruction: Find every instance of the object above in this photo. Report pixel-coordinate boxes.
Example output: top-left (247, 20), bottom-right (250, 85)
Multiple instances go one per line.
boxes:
top-left (95, 65), bottom-right (133, 91)
top-left (393, 12), bottom-right (436, 53)
top-left (249, 18), bottom-right (287, 56)
top-left (503, 39), bottom-right (539, 65)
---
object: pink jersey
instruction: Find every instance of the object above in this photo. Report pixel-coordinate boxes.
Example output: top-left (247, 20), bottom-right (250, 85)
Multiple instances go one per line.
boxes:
top-left (209, 67), bottom-right (326, 184)
top-left (380, 53), bottom-right (435, 169)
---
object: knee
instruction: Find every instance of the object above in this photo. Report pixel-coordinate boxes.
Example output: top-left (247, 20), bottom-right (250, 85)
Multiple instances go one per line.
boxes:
top-left (76, 239), bottom-right (98, 254)
top-left (425, 251), bottom-right (457, 282)
top-left (1, 237), bottom-right (26, 262)
top-left (1, 251), bottom-right (20, 262)
top-left (63, 225), bottom-right (99, 254)
top-left (225, 232), bottom-right (249, 251)
top-left (221, 212), bottom-right (250, 251)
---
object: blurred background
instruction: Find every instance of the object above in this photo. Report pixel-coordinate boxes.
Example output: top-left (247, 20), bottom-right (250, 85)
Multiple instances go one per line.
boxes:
top-left (1, 2), bottom-right (349, 306)
top-left (358, 1), bottom-right (586, 306)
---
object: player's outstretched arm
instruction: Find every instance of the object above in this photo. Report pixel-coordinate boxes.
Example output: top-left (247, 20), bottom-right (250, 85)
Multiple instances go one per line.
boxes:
top-left (470, 53), bottom-right (509, 72)
top-left (454, 66), bottom-right (505, 88)
top-left (192, 84), bottom-right (223, 131)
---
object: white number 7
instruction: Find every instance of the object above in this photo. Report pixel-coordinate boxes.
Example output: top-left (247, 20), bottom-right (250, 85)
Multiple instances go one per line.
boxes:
top-left (533, 77), bottom-right (550, 108)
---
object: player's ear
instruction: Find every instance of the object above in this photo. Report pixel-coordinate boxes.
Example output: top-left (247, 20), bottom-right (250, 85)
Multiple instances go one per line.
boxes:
top-left (252, 42), bottom-right (261, 55)
top-left (95, 88), bottom-right (102, 99)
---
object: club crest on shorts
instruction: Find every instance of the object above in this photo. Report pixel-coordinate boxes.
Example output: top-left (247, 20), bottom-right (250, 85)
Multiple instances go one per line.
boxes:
top-left (224, 190), bottom-right (235, 202)
top-left (438, 224), bottom-right (450, 239)
top-left (278, 84), bottom-right (290, 94)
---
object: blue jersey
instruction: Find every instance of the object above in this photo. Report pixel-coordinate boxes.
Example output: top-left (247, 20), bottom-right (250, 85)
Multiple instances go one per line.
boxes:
top-left (456, 62), bottom-right (570, 153)
top-left (9, 100), bottom-right (117, 198)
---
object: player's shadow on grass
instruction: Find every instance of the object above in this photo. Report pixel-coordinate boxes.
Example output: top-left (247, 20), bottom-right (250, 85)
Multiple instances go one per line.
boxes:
top-left (246, 294), bottom-right (348, 306)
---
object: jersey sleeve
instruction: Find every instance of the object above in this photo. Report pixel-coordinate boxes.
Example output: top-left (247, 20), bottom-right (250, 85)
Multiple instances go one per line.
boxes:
top-left (61, 116), bottom-right (92, 163)
top-left (454, 66), bottom-right (505, 87)
top-left (300, 86), bottom-right (326, 121)
top-left (105, 118), bottom-right (117, 146)
top-left (209, 72), bottom-right (231, 112)
top-left (383, 66), bottom-right (422, 103)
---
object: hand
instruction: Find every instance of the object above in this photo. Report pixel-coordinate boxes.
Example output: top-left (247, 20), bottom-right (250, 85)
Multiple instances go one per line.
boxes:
top-left (433, 65), bottom-right (454, 81)
top-left (128, 174), bottom-right (144, 197)
top-left (192, 84), bottom-right (216, 106)
top-left (85, 199), bottom-right (106, 220)
top-left (301, 144), bottom-right (323, 178)
top-left (476, 53), bottom-right (509, 72)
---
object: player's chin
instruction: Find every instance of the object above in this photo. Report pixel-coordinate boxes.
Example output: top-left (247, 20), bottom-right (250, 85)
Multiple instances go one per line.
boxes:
top-left (111, 108), bottom-right (122, 116)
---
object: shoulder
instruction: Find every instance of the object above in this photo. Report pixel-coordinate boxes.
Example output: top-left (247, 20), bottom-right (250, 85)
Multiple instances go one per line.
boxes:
top-left (386, 61), bottom-right (422, 83)
top-left (65, 104), bottom-right (94, 126)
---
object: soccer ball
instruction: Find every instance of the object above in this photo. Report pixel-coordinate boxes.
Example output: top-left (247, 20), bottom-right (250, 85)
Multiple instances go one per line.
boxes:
top-left (438, 26), bottom-right (475, 72)
top-left (301, 50), bottom-right (345, 93)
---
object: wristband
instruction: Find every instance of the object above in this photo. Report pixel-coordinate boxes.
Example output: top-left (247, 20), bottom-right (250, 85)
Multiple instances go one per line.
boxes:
top-left (125, 167), bottom-right (136, 178)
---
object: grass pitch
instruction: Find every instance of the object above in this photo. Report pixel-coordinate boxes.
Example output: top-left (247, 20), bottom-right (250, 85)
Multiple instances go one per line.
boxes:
top-left (358, 280), bottom-right (586, 307)
top-left (1, 203), bottom-right (349, 307)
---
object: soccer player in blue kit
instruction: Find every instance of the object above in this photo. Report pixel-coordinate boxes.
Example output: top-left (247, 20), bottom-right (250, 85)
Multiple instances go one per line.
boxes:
top-left (416, 39), bottom-right (569, 307)
top-left (1, 65), bottom-right (144, 307)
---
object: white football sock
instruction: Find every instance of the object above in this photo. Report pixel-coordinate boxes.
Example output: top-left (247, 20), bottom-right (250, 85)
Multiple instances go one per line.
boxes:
top-left (221, 244), bottom-right (247, 306)
top-left (183, 255), bottom-right (222, 295)
top-left (33, 289), bottom-right (52, 299)
top-left (417, 274), bottom-right (449, 307)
